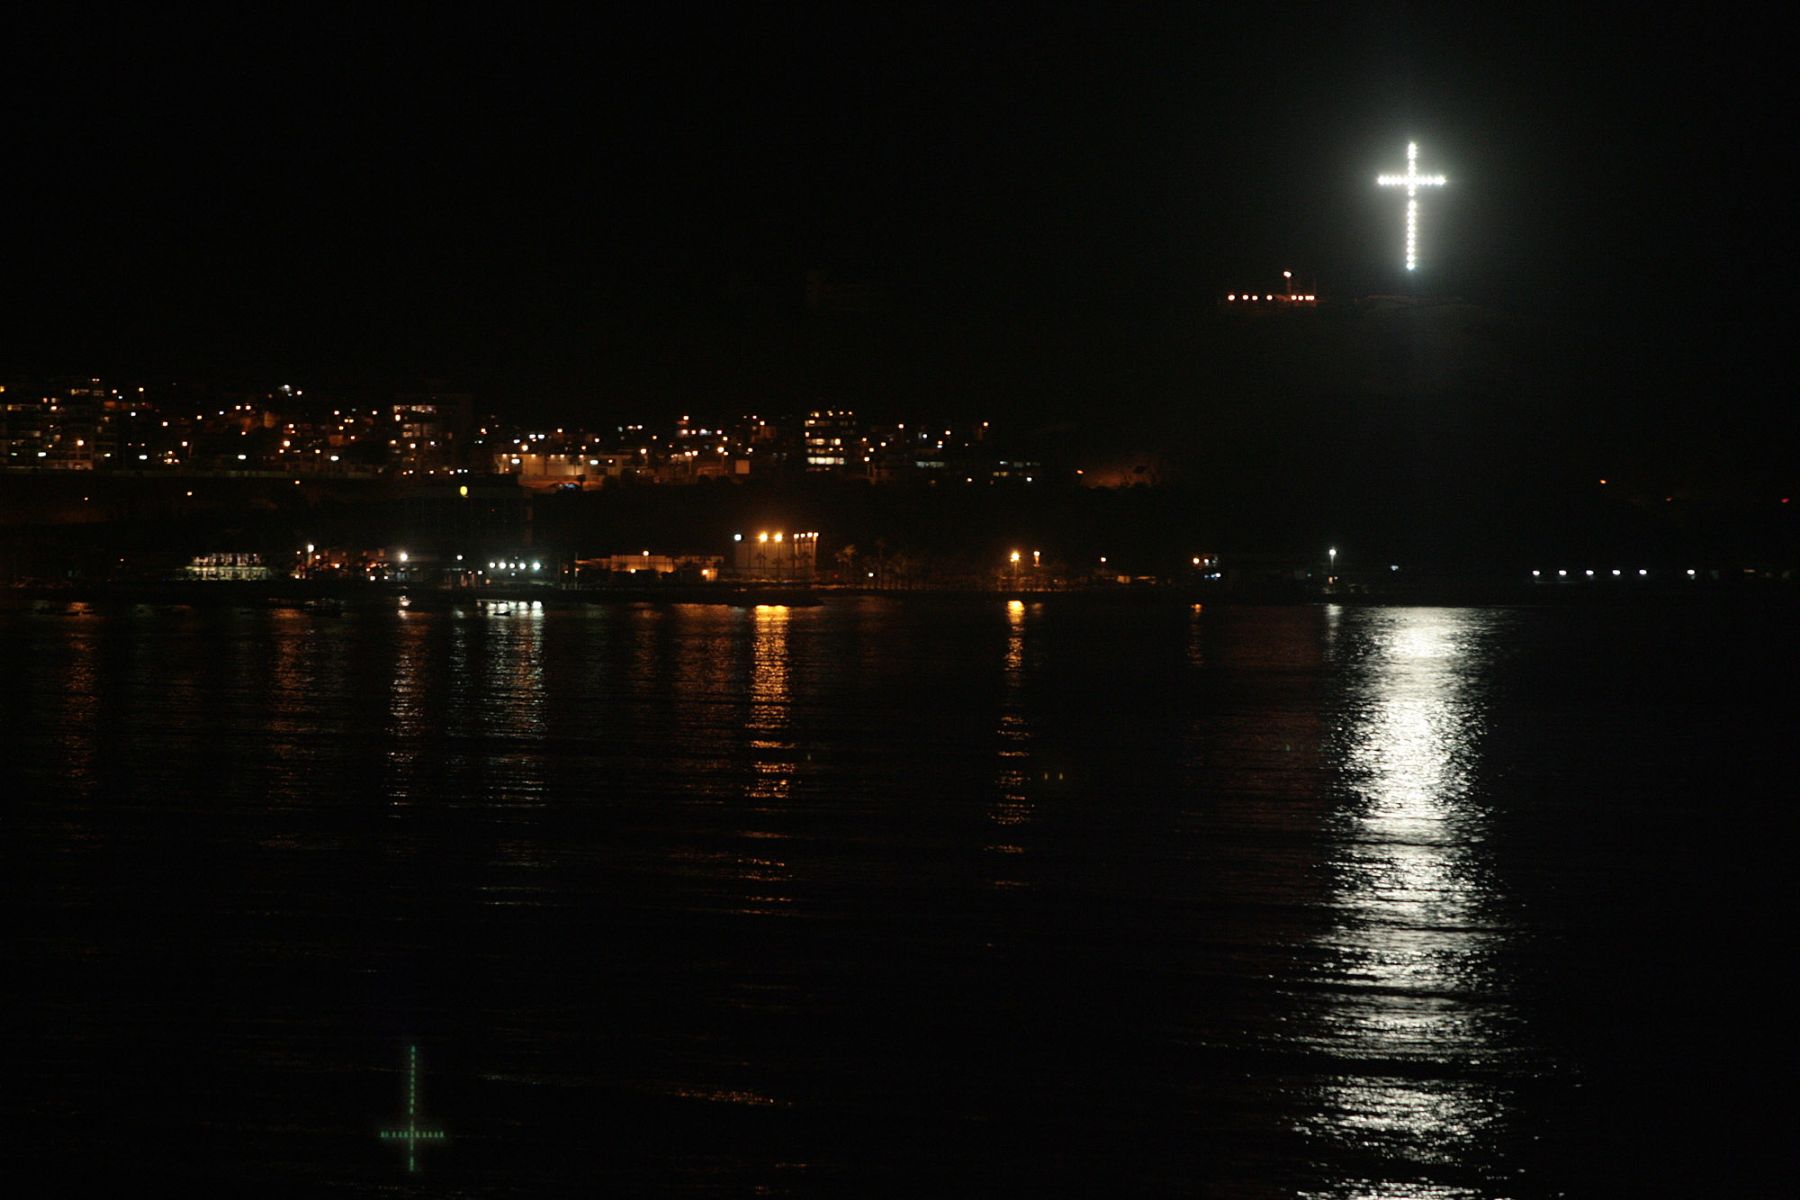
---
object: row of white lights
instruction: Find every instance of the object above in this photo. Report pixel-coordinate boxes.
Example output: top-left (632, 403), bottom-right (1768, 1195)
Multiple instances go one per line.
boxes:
top-left (733, 531), bottom-right (818, 543)
top-left (1226, 293), bottom-right (1317, 302)
top-left (1532, 569), bottom-right (1699, 578)
top-left (486, 560), bottom-right (542, 571)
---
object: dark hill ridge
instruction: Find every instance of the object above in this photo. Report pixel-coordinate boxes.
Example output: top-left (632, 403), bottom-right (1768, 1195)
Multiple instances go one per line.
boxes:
top-left (1056, 297), bottom-right (1568, 472)
top-left (1009, 296), bottom-right (1786, 567)
top-left (1034, 289), bottom-right (1780, 502)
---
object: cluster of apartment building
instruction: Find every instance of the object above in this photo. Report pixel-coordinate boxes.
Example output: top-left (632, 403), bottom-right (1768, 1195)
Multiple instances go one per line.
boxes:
top-left (0, 379), bottom-right (476, 477)
top-left (1, 377), bottom-right (1041, 489)
top-left (489, 410), bottom-right (1037, 490)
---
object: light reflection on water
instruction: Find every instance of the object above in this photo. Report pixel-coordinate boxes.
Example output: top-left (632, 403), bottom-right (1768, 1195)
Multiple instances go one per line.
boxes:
top-left (53, 621), bottom-right (101, 803)
top-left (748, 605), bottom-right (791, 762)
top-left (10, 598), bottom-right (1780, 1192)
top-left (986, 599), bottom-right (1033, 882)
top-left (263, 607), bottom-right (316, 813)
top-left (1304, 607), bottom-right (1521, 1197)
top-left (385, 610), bottom-right (428, 809)
top-left (735, 604), bottom-right (796, 915)
top-left (483, 600), bottom-right (548, 810)
top-left (410, 600), bottom-right (552, 910)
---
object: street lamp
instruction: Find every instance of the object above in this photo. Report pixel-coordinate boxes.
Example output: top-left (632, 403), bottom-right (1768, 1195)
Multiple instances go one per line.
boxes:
top-left (1328, 547), bottom-right (1337, 582)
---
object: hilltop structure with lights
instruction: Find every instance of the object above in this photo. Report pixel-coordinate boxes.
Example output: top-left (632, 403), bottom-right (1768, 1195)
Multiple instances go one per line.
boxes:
top-left (1223, 269), bottom-right (1318, 308)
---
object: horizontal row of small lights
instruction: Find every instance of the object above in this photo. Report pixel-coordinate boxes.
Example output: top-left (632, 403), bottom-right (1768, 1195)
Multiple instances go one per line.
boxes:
top-left (1532, 568), bottom-right (1669, 577)
top-left (485, 560), bottom-right (541, 571)
top-left (1226, 293), bottom-right (1316, 302)
top-left (733, 531), bottom-right (819, 543)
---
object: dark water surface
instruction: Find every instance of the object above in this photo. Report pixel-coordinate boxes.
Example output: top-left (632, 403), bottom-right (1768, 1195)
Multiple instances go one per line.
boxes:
top-left (5, 598), bottom-right (1792, 1195)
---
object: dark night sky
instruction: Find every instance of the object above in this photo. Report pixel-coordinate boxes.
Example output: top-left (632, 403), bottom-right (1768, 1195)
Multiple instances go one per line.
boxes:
top-left (2, 4), bottom-right (1789, 457)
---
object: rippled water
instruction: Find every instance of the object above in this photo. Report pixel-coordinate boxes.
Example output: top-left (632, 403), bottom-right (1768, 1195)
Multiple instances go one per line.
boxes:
top-left (5, 598), bottom-right (1791, 1194)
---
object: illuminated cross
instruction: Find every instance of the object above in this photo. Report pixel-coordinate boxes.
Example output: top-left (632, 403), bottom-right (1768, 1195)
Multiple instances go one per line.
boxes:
top-left (379, 1044), bottom-right (447, 1172)
top-left (1377, 141), bottom-right (1447, 271)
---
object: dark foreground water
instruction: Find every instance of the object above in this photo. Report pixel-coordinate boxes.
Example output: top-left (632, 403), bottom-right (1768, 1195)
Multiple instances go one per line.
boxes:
top-left (5, 598), bottom-right (1793, 1195)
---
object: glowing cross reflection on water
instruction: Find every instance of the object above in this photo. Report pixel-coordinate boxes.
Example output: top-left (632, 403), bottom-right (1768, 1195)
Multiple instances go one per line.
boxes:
top-left (1304, 607), bottom-right (1519, 1197)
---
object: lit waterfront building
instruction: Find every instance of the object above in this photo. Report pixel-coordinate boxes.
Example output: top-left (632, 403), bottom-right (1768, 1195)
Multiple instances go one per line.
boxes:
top-left (731, 530), bottom-right (819, 581)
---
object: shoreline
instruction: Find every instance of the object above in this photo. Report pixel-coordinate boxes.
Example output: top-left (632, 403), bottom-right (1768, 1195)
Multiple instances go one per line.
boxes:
top-left (2, 578), bottom-right (1791, 611)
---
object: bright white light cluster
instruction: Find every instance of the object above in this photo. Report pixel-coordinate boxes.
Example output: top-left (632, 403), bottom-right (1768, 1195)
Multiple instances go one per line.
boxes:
top-left (1377, 141), bottom-right (1446, 271)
